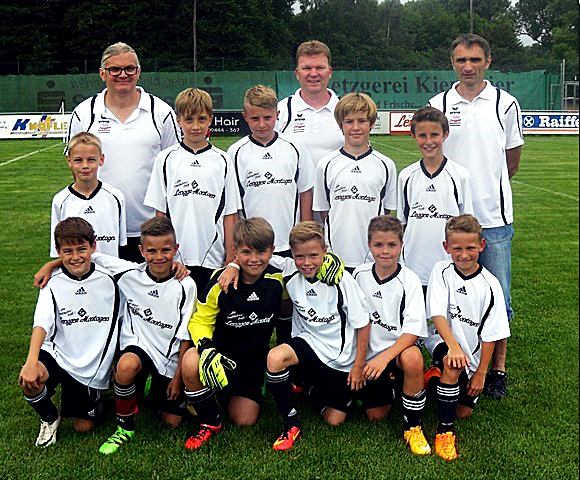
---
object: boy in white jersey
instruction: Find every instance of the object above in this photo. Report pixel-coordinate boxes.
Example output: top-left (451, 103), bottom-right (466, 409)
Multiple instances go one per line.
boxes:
top-left (424, 215), bottom-right (510, 460)
top-left (352, 216), bottom-right (430, 455)
top-left (145, 88), bottom-right (240, 293)
top-left (228, 85), bottom-right (315, 347)
top-left (51, 132), bottom-right (127, 257)
top-left (266, 221), bottom-right (369, 451)
top-left (314, 93), bottom-right (396, 271)
top-left (397, 107), bottom-right (472, 292)
top-left (19, 217), bottom-right (121, 447)
top-left (95, 216), bottom-right (196, 454)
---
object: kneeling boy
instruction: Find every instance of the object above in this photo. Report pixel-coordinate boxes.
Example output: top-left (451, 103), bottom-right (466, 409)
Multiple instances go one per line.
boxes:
top-left (266, 221), bottom-right (370, 451)
top-left (19, 217), bottom-right (121, 447)
top-left (181, 217), bottom-right (286, 449)
top-left (95, 216), bottom-right (196, 454)
top-left (424, 214), bottom-right (510, 460)
top-left (353, 216), bottom-right (430, 455)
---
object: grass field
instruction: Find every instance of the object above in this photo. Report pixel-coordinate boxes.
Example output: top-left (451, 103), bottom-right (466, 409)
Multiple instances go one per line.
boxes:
top-left (0, 135), bottom-right (578, 479)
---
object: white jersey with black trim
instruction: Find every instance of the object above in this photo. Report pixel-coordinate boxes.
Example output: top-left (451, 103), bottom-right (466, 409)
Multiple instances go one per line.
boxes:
top-left (144, 142), bottom-right (241, 268)
top-left (353, 263), bottom-right (427, 360)
top-left (34, 264), bottom-right (121, 389)
top-left (397, 158), bottom-right (473, 285)
top-left (91, 253), bottom-right (196, 378)
top-left (50, 181), bottom-right (127, 257)
top-left (65, 87), bottom-right (180, 236)
top-left (228, 132), bottom-right (315, 252)
top-left (314, 147), bottom-right (397, 268)
top-left (428, 81), bottom-right (524, 228)
top-left (276, 89), bottom-right (344, 166)
top-left (271, 257), bottom-right (369, 372)
top-left (425, 261), bottom-right (510, 378)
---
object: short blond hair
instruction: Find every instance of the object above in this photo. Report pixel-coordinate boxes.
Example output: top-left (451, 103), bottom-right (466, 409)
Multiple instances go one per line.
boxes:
top-left (334, 92), bottom-right (377, 127)
top-left (67, 132), bottom-right (102, 156)
top-left (243, 85), bottom-right (278, 111)
top-left (445, 214), bottom-right (483, 242)
top-left (289, 221), bottom-right (325, 250)
top-left (296, 40), bottom-right (331, 65)
top-left (175, 88), bottom-right (213, 118)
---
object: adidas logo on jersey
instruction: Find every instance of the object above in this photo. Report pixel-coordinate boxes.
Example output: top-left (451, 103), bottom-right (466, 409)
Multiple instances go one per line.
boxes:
top-left (247, 291), bottom-right (260, 301)
top-left (372, 291), bottom-right (382, 299)
top-left (148, 289), bottom-right (159, 298)
top-left (456, 286), bottom-right (467, 295)
top-left (190, 159), bottom-right (201, 167)
top-left (306, 289), bottom-right (317, 297)
top-left (262, 153), bottom-right (273, 160)
top-left (83, 206), bottom-right (95, 214)
top-left (351, 166), bottom-right (362, 173)
top-left (426, 184), bottom-right (436, 192)
top-left (75, 287), bottom-right (87, 295)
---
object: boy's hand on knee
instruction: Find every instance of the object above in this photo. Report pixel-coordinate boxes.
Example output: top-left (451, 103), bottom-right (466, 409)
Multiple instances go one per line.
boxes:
top-left (467, 370), bottom-right (485, 396)
top-left (316, 252), bottom-right (344, 285)
top-left (445, 346), bottom-right (469, 370)
top-left (197, 338), bottom-right (236, 390)
top-left (18, 362), bottom-right (43, 391)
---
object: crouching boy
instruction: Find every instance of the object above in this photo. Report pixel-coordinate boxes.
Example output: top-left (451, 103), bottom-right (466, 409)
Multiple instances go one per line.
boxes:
top-left (424, 214), bottom-right (510, 460)
top-left (19, 217), bottom-right (121, 446)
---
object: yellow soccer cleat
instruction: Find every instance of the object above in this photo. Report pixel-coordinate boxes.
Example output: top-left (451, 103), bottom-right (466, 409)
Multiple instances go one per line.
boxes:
top-left (404, 426), bottom-right (431, 455)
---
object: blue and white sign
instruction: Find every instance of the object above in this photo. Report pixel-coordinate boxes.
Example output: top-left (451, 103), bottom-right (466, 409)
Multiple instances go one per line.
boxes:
top-left (522, 112), bottom-right (579, 135)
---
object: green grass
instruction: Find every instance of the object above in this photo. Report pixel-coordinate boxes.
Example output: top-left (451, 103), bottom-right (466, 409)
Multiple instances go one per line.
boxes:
top-left (0, 135), bottom-right (578, 479)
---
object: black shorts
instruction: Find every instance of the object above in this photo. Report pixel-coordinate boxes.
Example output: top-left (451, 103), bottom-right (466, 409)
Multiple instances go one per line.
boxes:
top-left (121, 346), bottom-right (186, 416)
top-left (431, 342), bottom-right (479, 410)
top-left (39, 349), bottom-right (103, 420)
top-left (220, 351), bottom-right (266, 406)
top-left (187, 266), bottom-right (218, 295)
top-left (357, 358), bottom-right (401, 410)
top-left (288, 337), bottom-right (353, 414)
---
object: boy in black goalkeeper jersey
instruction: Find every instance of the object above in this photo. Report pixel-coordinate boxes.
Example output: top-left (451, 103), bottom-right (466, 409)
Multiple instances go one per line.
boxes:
top-left (181, 217), bottom-right (286, 449)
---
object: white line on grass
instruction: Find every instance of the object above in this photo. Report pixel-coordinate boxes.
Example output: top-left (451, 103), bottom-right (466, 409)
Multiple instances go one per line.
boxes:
top-left (0, 143), bottom-right (62, 167)
top-left (512, 179), bottom-right (579, 202)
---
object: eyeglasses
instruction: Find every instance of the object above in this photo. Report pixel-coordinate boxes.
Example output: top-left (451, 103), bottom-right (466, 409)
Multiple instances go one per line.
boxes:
top-left (104, 65), bottom-right (139, 76)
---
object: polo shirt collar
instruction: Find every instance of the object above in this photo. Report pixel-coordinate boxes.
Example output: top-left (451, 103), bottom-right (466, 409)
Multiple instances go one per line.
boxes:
top-left (95, 86), bottom-right (149, 114)
top-left (450, 80), bottom-right (494, 103)
top-left (293, 88), bottom-right (339, 112)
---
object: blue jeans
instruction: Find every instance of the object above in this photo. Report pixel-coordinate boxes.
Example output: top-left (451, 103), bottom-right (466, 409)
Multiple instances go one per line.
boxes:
top-left (479, 223), bottom-right (514, 321)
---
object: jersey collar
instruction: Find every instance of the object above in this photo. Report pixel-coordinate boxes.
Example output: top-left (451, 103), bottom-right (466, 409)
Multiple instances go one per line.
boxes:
top-left (61, 262), bottom-right (96, 281)
top-left (340, 146), bottom-right (373, 161)
top-left (68, 181), bottom-right (103, 200)
top-left (180, 141), bottom-right (212, 155)
top-left (249, 131), bottom-right (278, 148)
top-left (145, 267), bottom-right (177, 283)
top-left (453, 263), bottom-right (483, 280)
top-left (420, 157), bottom-right (448, 178)
top-left (372, 263), bottom-right (402, 284)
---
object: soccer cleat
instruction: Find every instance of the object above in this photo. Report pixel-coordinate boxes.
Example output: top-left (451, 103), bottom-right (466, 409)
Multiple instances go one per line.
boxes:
top-left (404, 426), bottom-right (431, 455)
top-left (99, 426), bottom-right (135, 455)
top-left (35, 413), bottom-right (61, 447)
top-left (435, 431), bottom-right (458, 461)
top-left (273, 425), bottom-right (301, 451)
top-left (184, 423), bottom-right (222, 450)
top-left (292, 383), bottom-right (304, 395)
top-left (484, 369), bottom-right (507, 399)
top-left (424, 365), bottom-right (442, 392)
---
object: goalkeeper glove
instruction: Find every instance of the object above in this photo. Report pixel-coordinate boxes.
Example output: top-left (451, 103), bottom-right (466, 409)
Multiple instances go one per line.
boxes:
top-left (197, 338), bottom-right (236, 390)
top-left (316, 252), bottom-right (344, 285)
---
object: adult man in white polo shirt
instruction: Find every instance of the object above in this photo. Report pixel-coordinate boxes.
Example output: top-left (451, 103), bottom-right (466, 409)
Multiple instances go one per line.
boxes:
top-left (66, 42), bottom-right (180, 262)
top-left (276, 40), bottom-right (343, 167)
top-left (428, 33), bottom-right (524, 400)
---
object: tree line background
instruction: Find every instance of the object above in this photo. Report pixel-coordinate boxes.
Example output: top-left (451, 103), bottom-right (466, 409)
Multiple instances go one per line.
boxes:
top-left (0, 0), bottom-right (577, 78)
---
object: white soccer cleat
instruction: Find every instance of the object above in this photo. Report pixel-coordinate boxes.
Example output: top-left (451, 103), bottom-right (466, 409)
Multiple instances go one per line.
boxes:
top-left (35, 413), bottom-right (61, 447)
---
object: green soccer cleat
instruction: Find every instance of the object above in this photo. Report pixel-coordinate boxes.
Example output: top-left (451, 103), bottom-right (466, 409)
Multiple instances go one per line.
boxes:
top-left (99, 426), bottom-right (135, 455)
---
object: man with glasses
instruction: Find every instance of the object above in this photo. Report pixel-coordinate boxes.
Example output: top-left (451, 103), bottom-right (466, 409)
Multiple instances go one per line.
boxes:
top-left (66, 42), bottom-right (180, 262)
